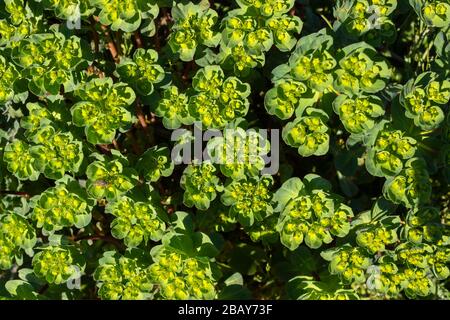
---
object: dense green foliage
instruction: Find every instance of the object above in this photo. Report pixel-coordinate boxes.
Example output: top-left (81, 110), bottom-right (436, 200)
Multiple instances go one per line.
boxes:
top-left (0, 0), bottom-right (449, 300)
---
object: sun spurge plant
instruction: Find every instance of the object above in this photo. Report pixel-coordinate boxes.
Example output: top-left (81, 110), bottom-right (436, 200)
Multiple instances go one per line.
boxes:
top-left (1, 0), bottom-right (450, 302)
top-left (274, 175), bottom-right (354, 250)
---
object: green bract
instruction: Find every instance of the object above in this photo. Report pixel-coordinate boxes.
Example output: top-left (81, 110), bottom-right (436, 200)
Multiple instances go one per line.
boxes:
top-left (149, 247), bottom-right (216, 300)
top-left (11, 32), bottom-right (85, 96)
top-left (32, 246), bottom-right (84, 285)
top-left (334, 42), bottom-right (391, 96)
top-left (322, 245), bottom-right (372, 284)
top-left (0, 55), bottom-right (19, 105)
top-left (283, 108), bottom-right (330, 157)
top-left (335, 0), bottom-right (398, 46)
top-left (207, 127), bottom-right (270, 180)
top-left (116, 48), bottom-right (164, 96)
top-left (400, 72), bottom-right (450, 130)
top-left (188, 65), bottom-right (251, 128)
top-left (42, 0), bottom-right (94, 20)
top-left (0, 212), bottom-right (36, 270)
top-left (105, 196), bottom-right (166, 248)
top-left (86, 154), bottom-right (138, 201)
top-left (155, 86), bottom-right (192, 129)
top-left (365, 122), bottom-right (417, 177)
top-left (94, 250), bottom-right (153, 300)
top-left (31, 178), bottom-right (93, 234)
top-left (274, 175), bottom-right (353, 250)
top-left (137, 146), bottom-right (174, 182)
top-left (71, 78), bottom-right (136, 144)
top-left (3, 140), bottom-right (41, 181)
top-left (169, 2), bottom-right (220, 61)
top-left (333, 94), bottom-right (385, 135)
top-left (221, 175), bottom-right (273, 226)
top-left (180, 162), bottom-right (222, 210)
top-left (410, 0), bottom-right (450, 28)
top-left (383, 158), bottom-right (431, 208)
top-left (90, 0), bottom-right (159, 33)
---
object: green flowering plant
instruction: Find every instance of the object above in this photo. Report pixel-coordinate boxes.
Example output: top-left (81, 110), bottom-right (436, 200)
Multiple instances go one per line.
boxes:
top-left (273, 175), bottom-right (354, 250)
top-left (94, 249), bottom-right (154, 300)
top-left (30, 177), bottom-right (93, 234)
top-left (168, 2), bottom-right (220, 61)
top-left (282, 108), bottom-right (330, 157)
top-left (1, 0), bottom-right (450, 302)
top-left (383, 157), bottom-right (431, 208)
top-left (11, 32), bottom-right (87, 97)
top-left (365, 121), bottom-right (417, 178)
top-left (71, 77), bottom-right (136, 144)
top-left (32, 245), bottom-right (85, 285)
top-left (206, 126), bottom-right (270, 180)
top-left (41, 0), bottom-right (95, 20)
top-left (85, 152), bottom-right (138, 201)
top-left (221, 175), bottom-right (273, 226)
top-left (334, 0), bottom-right (398, 46)
top-left (0, 55), bottom-right (19, 105)
top-left (404, 207), bottom-right (444, 244)
top-left (0, 212), bottom-right (36, 270)
top-left (321, 245), bottom-right (373, 284)
top-left (155, 86), bottom-right (192, 129)
top-left (333, 94), bottom-right (385, 135)
top-left (333, 42), bottom-right (391, 96)
top-left (269, 30), bottom-right (336, 112)
top-left (410, 0), bottom-right (450, 27)
top-left (400, 72), bottom-right (450, 131)
top-left (116, 48), bottom-right (165, 96)
top-left (105, 196), bottom-right (167, 248)
top-left (188, 65), bottom-right (251, 128)
top-left (180, 161), bottom-right (223, 210)
top-left (90, 0), bottom-right (159, 33)
top-left (136, 146), bottom-right (174, 182)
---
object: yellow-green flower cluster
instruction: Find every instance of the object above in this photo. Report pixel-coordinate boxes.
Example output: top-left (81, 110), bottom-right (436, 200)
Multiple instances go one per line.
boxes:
top-left (3, 140), bottom-right (40, 181)
top-left (42, 0), bottom-right (93, 20)
top-left (402, 75), bottom-right (450, 130)
top-left (30, 127), bottom-right (83, 180)
top-left (71, 78), bottom-right (135, 144)
top-left (334, 44), bottom-right (391, 95)
top-left (12, 32), bottom-right (84, 96)
top-left (0, 56), bottom-right (18, 104)
top-left (106, 197), bottom-right (166, 248)
top-left (207, 128), bottom-right (270, 180)
top-left (383, 158), bottom-right (431, 208)
top-left (326, 246), bottom-right (372, 283)
top-left (90, 0), bottom-right (158, 33)
top-left (188, 65), bottom-right (250, 128)
top-left (337, 0), bottom-right (397, 45)
top-left (94, 252), bottom-right (153, 300)
top-left (221, 176), bottom-right (273, 226)
top-left (181, 162), bottom-right (222, 210)
top-left (236, 0), bottom-right (294, 16)
top-left (356, 225), bottom-right (398, 254)
top-left (32, 246), bottom-right (82, 285)
top-left (406, 207), bottom-right (443, 243)
top-left (116, 48), bottom-right (165, 96)
top-left (149, 250), bottom-right (216, 300)
top-left (366, 126), bottom-right (416, 177)
top-left (333, 95), bottom-right (385, 135)
top-left (86, 158), bottom-right (137, 201)
top-left (0, 213), bottom-right (36, 270)
top-left (418, 0), bottom-right (450, 27)
top-left (0, 0), bottom-right (38, 46)
top-left (169, 2), bottom-right (220, 61)
top-left (155, 86), bottom-right (191, 129)
top-left (265, 79), bottom-right (308, 119)
top-left (278, 190), bottom-right (353, 250)
top-left (32, 183), bottom-right (91, 234)
top-left (283, 109), bottom-right (330, 157)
